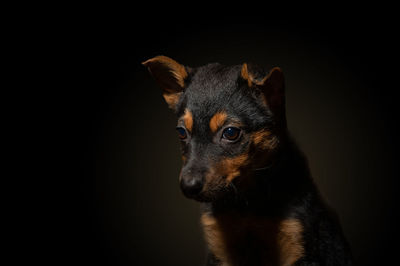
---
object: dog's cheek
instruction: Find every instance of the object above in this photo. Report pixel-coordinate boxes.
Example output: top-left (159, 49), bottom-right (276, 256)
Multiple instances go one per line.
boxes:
top-left (251, 130), bottom-right (279, 151)
top-left (202, 167), bottom-right (224, 193)
top-left (210, 153), bottom-right (250, 183)
top-left (201, 152), bottom-right (251, 195)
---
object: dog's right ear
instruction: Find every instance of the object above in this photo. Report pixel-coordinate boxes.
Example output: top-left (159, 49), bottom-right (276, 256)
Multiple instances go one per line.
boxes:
top-left (142, 56), bottom-right (189, 110)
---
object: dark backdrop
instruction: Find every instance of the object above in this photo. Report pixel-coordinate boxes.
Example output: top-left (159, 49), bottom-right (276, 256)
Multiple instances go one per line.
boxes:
top-left (59, 10), bottom-right (399, 266)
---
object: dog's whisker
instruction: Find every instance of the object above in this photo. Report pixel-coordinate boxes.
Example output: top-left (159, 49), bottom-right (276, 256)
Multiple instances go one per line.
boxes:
top-left (253, 163), bottom-right (274, 172)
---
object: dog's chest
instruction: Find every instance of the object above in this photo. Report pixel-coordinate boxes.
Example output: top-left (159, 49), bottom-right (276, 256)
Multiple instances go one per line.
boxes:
top-left (201, 213), bottom-right (304, 266)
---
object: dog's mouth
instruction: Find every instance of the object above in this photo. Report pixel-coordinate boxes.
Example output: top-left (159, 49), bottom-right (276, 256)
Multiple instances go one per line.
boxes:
top-left (181, 188), bottom-right (213, 202)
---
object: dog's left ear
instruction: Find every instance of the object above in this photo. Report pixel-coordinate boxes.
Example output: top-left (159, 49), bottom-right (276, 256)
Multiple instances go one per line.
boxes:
top-left (142, 55), bottom-right (189, 110)
top-left (241, 64), bottom-right (285, 119)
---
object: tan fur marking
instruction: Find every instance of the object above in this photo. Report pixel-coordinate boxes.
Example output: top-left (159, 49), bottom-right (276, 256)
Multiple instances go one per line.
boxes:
top-left (278, 219), bottom-right (305, 266)
top-left (142, 55), bottom-right (188, 90)
top-left (183, 109), bottom-right (193, 132)
top-left (251, 129), bottom-right (279, 150)
top-left (202, 153), bottom-right (250, 196)
top-left (201, 214), bottom-right (228, 262)
top-left (209, 111), bottom-right (228, 133)
top-left (143, 56), bottom-right (188, 110)
top-left (162, 92), bottom-right (182, 109)
top-left (241, 65), bottom-right (284, 108)
top-left (241, 63), bottom-right (253, 87)
top-left (201, 214), bottom-right (304, 266)
top-left (259, 67), bottom-right (285, 110)
top-left (220, 154), bottom-right (249, 182)
top-left (259, 67), bottom-right (283, 86)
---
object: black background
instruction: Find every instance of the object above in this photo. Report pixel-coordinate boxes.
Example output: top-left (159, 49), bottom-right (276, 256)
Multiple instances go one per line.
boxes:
top-left (51, 8), bottom-right (399, 266)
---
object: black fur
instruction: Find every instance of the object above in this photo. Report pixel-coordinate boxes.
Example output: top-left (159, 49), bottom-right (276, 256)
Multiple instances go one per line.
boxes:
top-left (145, 57), bottom-right (353, 265)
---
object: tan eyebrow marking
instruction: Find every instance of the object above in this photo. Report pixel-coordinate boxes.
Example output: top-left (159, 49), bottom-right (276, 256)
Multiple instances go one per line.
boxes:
top-left (209, 111), bottom-right (228, 133)
top-left (183, 109), bottom-right (193, 132)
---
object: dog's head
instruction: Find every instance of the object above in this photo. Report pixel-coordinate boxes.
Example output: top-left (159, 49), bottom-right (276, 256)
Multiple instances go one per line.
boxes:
top-left (143, 56), bottom-right (286, 202)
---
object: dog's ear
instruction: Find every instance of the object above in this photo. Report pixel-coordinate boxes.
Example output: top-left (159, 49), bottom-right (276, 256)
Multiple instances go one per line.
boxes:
top-left (241, 63), bottom-right (285, 119)
top-left (142, 56), bottom-right (189, 110)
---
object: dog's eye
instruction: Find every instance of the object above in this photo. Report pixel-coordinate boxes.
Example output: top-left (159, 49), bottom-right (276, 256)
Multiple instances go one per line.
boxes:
top-left (222, 127), bottom-right (241, 141)
top-left (176, 127), bottom-right (187, 139)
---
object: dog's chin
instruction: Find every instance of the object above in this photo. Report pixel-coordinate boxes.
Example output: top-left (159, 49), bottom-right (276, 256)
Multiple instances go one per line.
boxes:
top-left (183, 189), bottom-right (232, 203)
top-left (192, 195), bottom-right (212, 202)
top-left (182, 192), bottom-right (212, 202)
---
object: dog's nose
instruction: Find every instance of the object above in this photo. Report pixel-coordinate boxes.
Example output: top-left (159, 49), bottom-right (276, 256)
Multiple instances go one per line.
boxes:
top-left (180, 176), bottom-right (203, 198)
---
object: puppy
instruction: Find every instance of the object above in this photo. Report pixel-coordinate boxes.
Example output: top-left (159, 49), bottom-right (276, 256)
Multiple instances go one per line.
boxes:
top-left (143, 56), bottom-right (353, 266)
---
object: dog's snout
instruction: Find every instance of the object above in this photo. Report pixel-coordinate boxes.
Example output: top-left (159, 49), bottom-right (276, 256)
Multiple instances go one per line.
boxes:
top-left (180, 175), bottom-right (203, 198)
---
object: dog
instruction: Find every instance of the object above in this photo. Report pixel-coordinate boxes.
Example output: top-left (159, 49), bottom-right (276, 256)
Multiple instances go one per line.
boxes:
top-left (143, 56), bottom-right (353, 266)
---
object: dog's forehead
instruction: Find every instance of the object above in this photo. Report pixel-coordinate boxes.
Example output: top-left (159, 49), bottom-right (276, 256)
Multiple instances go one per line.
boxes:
top-left (183, 63), bottom-right (242, 114)
top-left (176, 62), bottom-right (270, 133)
